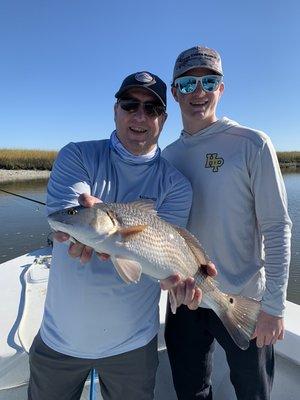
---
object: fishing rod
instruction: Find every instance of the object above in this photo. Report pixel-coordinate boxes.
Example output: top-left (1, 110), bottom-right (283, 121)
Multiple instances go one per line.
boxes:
top-left (0, 188), bottom-right (46, 206)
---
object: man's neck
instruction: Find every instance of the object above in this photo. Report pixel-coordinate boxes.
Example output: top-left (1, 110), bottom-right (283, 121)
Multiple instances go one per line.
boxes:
top-left (182, 117), bottom-right (218, 135)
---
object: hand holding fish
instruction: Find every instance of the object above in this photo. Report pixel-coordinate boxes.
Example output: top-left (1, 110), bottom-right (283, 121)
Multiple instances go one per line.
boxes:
top-left (160, 263), bottom-right (217, 311)
top-left (53, 193), bottom-right (104, 263)
top-left (252, 310), bottom-right (284, 347)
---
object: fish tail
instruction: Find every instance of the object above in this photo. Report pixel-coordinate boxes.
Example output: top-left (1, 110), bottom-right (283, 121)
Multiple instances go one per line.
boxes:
top-left (214, 294), bottom-right (261, 350)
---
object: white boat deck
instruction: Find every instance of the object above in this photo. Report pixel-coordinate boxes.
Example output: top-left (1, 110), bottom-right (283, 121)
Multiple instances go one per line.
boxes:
top-left (0, 248), bottom-right (299, 399)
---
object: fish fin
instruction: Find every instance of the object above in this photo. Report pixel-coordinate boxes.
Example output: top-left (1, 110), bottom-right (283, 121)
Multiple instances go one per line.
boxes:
top-left (118, 225), bottom-right (148, 240)
top-left (215, 294), bottom-right (261, 350)
top-left (172, 226), bottom-right (210, 266)
top-left (111, 256), bottom-right (142, 284)
top-left (128, 200), bottom-right (157, 215)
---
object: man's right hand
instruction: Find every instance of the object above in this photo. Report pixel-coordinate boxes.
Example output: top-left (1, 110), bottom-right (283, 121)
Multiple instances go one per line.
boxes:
top-left (53, 193), bottom-right (109, 264)
top-left (160, 263), bottom-right (217, 311)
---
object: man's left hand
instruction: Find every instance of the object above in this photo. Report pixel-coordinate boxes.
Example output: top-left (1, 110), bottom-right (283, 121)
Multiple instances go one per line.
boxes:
top-left (252, 310), bottom-right (284, 347)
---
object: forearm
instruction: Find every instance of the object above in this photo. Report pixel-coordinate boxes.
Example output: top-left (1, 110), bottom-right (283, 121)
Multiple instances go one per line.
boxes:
top-left (261, 222), bottom-right (292, 316)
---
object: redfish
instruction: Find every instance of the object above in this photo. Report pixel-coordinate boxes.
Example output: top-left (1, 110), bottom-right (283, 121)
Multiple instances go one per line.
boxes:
top-left (48, 200), bottom-right (261, 350)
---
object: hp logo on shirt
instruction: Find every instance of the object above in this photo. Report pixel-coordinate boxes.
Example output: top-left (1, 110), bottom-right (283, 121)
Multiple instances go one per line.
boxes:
top-left (205, 153), bottom-right (224, 172)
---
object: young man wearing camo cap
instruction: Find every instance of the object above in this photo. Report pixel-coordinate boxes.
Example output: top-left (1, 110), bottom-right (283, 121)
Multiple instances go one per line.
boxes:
top-left (163, 46), bottom-right (292, 400)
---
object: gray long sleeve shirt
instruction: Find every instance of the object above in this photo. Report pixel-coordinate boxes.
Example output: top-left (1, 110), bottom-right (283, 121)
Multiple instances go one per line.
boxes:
top-left (162, 117), bottom-right (292, 317)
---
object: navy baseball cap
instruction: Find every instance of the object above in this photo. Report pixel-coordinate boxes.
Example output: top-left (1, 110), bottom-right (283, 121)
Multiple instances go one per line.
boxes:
top-left (115, 71), bottom-right (167, 106)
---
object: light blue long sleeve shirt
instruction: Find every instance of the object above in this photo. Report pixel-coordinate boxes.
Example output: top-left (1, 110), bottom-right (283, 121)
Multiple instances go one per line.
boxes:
top-left (41, 137), bottom-right (192, 358)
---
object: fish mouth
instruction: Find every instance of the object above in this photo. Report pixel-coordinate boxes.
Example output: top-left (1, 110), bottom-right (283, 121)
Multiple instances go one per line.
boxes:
top-left (48, 218), bottom-right (73, 231)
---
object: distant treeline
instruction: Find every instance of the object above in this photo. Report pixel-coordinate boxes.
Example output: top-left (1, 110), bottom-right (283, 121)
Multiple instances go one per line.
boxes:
top-left (0, 149), bottom-right (299, 170)
top-left (0, 149), bottom-right (57, 170)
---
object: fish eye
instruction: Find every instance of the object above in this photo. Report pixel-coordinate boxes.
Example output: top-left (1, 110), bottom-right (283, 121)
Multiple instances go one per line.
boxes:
top-left (67, 209), bottom-right (78, 215)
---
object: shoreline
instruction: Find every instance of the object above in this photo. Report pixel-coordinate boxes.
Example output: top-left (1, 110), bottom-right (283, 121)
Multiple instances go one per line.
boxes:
top-left (0, 169), bottom-right (51, 183)
top-left (0, 164), bottom-right (299, 184)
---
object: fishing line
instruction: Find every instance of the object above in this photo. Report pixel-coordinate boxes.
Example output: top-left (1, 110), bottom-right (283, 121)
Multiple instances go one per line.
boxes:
top-left (0, 188), bottom-right (46, 206)
top-left (0, 188), bottom-right (52, 245)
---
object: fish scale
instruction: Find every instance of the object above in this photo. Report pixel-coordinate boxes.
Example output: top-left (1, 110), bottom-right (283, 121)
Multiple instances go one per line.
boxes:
top-left (108, 203), bottom-right (199, 277)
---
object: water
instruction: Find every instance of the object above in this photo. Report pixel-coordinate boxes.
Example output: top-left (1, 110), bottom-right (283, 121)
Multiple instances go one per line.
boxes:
top-left (0, 173), bottom-right (299, 305)
top-left (0, 179), bottom-right (50, 261)
top-left (283, 171), bottom-right (300, 305)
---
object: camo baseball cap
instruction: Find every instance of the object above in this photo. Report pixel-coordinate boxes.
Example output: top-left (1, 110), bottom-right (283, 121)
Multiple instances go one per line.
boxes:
top-left (173, 46), bottom-right (223, 82)
top-left (115, 71), bottom-right (167, 106)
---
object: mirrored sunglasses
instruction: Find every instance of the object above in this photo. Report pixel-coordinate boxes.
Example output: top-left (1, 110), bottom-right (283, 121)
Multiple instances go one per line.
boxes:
top-left (174, 75), bottom-right (223, 94)
top-left (118, 99), bottom-right (166, 117)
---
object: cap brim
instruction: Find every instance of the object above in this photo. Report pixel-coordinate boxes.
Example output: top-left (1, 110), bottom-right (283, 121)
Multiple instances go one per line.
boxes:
top-left (173, 66), bottom-right (223, 82)
top-left (115, 85), bottom-right (166, 107)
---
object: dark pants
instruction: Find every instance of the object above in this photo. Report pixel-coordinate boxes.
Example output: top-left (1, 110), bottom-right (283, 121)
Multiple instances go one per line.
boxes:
top-left (165, 304), bottom-right (274, 400)
top-left (28, 333), bottom-right (159, 400)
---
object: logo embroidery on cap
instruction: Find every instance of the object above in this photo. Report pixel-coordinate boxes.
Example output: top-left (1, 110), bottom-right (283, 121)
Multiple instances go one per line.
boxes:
top-left (135, 72), bottom-right (155, 84)
top-left (205, 153), bottom-right (224, 172)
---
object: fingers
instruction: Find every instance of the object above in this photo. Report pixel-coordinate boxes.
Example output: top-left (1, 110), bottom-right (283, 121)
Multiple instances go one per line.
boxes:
top-left (97, 253), bottom-right (110, 261)
top-left (160, 274), bottom-right (181, 291)
top-left (251, 328), bottom-right (257, 340)
top-left (68, 242), bottom-right (95, 264)
top-left (53, 231), bottom-right (70, 242)
top-left (188, 288), bottom-right (202, 310)
top-left (172, 280), bottom-right (202, 310)
top-left (160, 275), bottom-right (203, 312)
top-left (80, 246), bottom-right (93, 264)
top-left (182, 277), bottom-right (196, 306)
top-left (256, 333), bottom-right (278, 348)
top-left (278, 330), bottom-right (284, 340)
top-left (63, 193), bottom-right (101, 263)
top-left (207, 262), bottom-right (218, 276)
top-left (256, 334), bottom-right (266, 348)
top-left (68, 242), bottom-right (86, 259)
top-left (202, 262), bottom-right (217, 277)
top-left (174, 281), bottom-right (186, 307)
top-left (78, 193), bottom-right (101, 208)
top-left (254, 311), bottom-right (285, 347)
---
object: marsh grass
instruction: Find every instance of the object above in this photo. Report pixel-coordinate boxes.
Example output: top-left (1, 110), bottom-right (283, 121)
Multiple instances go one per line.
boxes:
top-left (0, 149), bottom-right (57, 170)
top-left (277, 152), bottom-right (300, 164)
top-left (0, 149), bottom-right (299, 170)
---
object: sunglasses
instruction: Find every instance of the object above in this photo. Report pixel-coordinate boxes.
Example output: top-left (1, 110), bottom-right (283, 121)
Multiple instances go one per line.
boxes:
top-left (174, 75), bottom-right (223, 94)
top-left (118, 98), bottom-right (166, 117)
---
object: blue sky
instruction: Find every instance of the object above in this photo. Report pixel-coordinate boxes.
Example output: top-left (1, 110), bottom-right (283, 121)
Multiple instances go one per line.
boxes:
top-left (0, 0), bottom-right (299, 152)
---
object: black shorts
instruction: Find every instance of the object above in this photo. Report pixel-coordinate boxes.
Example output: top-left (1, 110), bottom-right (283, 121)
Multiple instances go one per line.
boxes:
top-left (28, 333), bottom-right (159, 400)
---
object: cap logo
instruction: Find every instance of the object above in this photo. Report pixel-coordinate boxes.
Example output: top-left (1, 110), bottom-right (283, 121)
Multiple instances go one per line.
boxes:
top-left (135, 72), bottom-right (155, 84)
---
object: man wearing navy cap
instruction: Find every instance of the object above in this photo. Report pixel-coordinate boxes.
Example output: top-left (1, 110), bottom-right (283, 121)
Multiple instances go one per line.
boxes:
top-left (28, 71), bottom-right (201, 400)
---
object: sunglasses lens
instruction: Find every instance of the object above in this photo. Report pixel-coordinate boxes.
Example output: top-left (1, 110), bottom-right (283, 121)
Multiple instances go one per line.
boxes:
top-left (177, 77), bottom-right (197, 94)
top-left (176, 76), bottom-right (222, 94)
top-left (144, 103), bottom-right (165, 117)
top-left (119, 100), bottom-right (140, 113)
top-left (119, 99), bottom-right (165, 117)
top-left (202, 76), bottom-right (221, 92)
